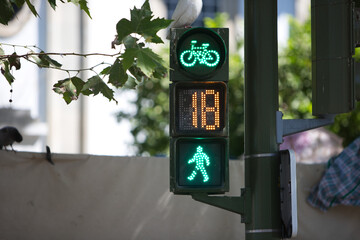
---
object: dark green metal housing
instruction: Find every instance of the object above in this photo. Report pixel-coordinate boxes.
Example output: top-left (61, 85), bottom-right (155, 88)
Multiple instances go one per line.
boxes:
top-left (170, 28), bottom-right (229, 82)
top-left (169, 28), bottom-right (229, 195)
top-left (312, 0), bottom-right (356, 115)
top-left (170, 137), bottom-right (229, 194)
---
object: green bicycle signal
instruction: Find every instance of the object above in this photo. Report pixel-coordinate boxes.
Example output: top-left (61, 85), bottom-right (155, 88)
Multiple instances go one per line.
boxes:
top-left (179, 40), bottom-right (221, 68)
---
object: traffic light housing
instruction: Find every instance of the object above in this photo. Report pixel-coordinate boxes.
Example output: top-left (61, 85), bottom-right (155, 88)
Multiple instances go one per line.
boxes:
top-left (169, 28), bottom-right (229, 194)
top-left (312, 0), bottom-right (356, 115)
top-left (170, 28), bottom-right (229, 82)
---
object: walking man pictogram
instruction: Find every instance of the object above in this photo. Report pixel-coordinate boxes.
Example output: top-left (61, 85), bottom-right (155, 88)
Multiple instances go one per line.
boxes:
top-left (187, 146), bottom-right (210, 182)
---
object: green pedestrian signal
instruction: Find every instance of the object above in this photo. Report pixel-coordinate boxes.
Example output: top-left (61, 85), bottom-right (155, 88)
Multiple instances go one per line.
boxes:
top-left (171, 138), bottom-right (228, 193)
top-left (187, 146), bottom-right (211, 182)
top-left (169, 28), bottom-right (229, 194)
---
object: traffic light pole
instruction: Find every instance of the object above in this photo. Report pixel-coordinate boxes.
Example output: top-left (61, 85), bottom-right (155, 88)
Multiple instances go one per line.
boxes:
top-left (171, 1), bottom-right (359, 239)
top-left (244, 0), bottom-right (281, 239)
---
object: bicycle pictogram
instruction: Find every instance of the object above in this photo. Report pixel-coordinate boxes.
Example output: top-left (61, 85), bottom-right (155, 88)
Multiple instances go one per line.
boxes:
top-left (179, 40), bottom-right (220, 68)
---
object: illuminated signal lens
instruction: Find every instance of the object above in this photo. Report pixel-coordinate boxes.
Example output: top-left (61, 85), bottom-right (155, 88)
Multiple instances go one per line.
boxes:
top-left (179, 40), bottom-right (221, 68)
top-left (169, 28), bottom-right (229, 195)
top-left (174, 82), bottom-right (227, 135)
top-left (176, 28), bottom-right (226, 79)
top-left (201, 90), bottom-right (220, 130)
top-left (175, 138), bottom-right (227, 189)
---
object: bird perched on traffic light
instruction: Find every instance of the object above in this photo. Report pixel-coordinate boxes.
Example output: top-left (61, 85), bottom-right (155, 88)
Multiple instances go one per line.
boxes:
top-left (0, 126), bottom-right (23, 151)
top-left (166, 0), bottom-right (203, 40)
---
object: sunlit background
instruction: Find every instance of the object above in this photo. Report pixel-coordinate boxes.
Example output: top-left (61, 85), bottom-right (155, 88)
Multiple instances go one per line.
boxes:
top-left (0, 0), bottom-right (311, 156)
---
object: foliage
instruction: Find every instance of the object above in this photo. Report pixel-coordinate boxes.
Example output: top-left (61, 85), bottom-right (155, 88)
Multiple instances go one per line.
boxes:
top-left (2, 1), bottom-right (360, 154)
top-left (120, 12), bottom-right (360, 156)
top-left (0, 0), bottom-right (172, 104)
top-left (227, 47), bottom-right (245, 157)
top-left (117, 13), bottom-right (247, 157)
top-left (328, 49), bottom-right (360, 146)
top-left (117, 57), bottom-right (170, 156)
top-left (329, 103), bottom-right (360, 146)
top-left (278, 17), bottom-right (312, 119)
top-left (203, 13), bottom-right (229, 28)
top-left (279, 16), bottom-right (360, 148)
top-left (0, 0), bottom-right (92, 24)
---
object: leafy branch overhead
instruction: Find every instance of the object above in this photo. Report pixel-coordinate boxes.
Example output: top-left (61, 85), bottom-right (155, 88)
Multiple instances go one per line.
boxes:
top-left (0, 0), bottom-right (91, 24)
top-left (0, 0), bottom-right (172, 104)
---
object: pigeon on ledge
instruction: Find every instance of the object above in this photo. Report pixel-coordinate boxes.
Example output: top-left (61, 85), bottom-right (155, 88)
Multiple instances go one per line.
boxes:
top-left (166, 0), bottom-right (203, 40)
top-left (0, 126), bottom-right (23, 151)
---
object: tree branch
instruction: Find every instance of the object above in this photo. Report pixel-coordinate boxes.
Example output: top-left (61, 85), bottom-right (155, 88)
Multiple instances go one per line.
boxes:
top-left (0, 51), bottom-right (121, 61)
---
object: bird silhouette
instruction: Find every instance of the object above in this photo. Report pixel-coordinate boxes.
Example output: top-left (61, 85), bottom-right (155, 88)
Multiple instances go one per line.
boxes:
top-left (0, 126), bottom-right (23, 151)
top-left (166, 0), bottom-right (203, 40)
top-left (46, 145), bottom-right (55, 165)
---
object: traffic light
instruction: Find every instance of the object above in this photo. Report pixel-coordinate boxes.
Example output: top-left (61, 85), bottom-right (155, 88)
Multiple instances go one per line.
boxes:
top-left (169, 28), bottom-right (229, 194)
top-left (311, 0), bottom-right (356, 115)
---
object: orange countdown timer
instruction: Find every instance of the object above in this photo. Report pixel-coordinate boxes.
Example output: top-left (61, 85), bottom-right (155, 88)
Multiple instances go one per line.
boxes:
top-left (174, 82), bottom-right (226, 135)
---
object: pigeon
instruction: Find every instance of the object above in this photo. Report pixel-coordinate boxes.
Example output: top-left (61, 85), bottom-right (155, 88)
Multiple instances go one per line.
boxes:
top-left (166, 0), bottom-right (203, 40)
top-left (0, 126), bottom-right (23, 151)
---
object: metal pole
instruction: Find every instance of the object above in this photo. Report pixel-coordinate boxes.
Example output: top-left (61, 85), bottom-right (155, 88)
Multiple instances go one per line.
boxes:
top-left (244, 0), bottom-right (281, 239)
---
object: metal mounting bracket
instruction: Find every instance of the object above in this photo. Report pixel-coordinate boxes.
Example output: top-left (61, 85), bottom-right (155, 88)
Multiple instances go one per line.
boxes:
top-left (191, 188), bottom-right (251, 223)
top-left (276, 111), bottom-right (335, 144)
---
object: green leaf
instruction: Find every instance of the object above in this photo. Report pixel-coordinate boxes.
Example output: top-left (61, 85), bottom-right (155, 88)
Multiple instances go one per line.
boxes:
top-left (122, 47), bottom-right (165, 78)
top-left (0, 45), bottom-right (5, 55)
top-left (47, 0), bottom-right (57, 10)
top-left (123, 36), bottom-right (138, 49)
top-left (152, 64), bottom-right (167, 79)
top-left (108, 58), bottom-right (128, 88)
top-left (82, 75), bottom-right (116, 102)
top-left (128, 65), bottom-right (147, 82)
top-left (115, 0), bottom-right (171, 44)
top-left (0, 0), bottom-right (15, 25)
top-left (116, 19), bottom-right (134, 43)
top-left (136, 48), bottom-right (164, 77)
top-left (25, 0), bottom-right (39, 17)
top-left (131, 0), bottom-right (152, 22)
top-left (121, 48), bottom-right (137, 71)
top-left (68, 0), bottom-right (91, 18)
top-left (30, 54), bottom-right (43, 67)
top-left (1, 61), bottom-right (15, 85)
top-left (123, 75), bottom-right (138, 89)
top-left (10, 0), bottom-right (25, 8)
top-left (8, 52), bottom-right (21, 70)
top-left (53, 77), bottom-right (83, 104)
top-left (48, 57), bottom-right (62, 68)
top-left (38, 51), bottom-right (62, 68)
top-left (71, 76), bottom-right (85, 95)
top-left (100, 66), bottom-right (111, 75)
top-left (62, 92), bottom-right (71, 104)
top-left (139, 17), bottom-right (172, 43)
top-left (78, 0), bottom-right (91, 18)
top-left (81, 89), bottom-right (92, 96)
